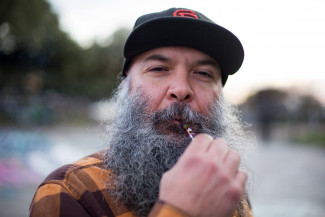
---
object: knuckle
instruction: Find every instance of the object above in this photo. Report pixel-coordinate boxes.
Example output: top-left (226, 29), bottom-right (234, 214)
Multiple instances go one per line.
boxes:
top-left (229, 150), bottom-right (241, 163)
top-left (192, 134), bottom-right (214, 146)
top-left (214, 138), bottom-right (228, 146)
top-left (205, 161), bottom-right (219, 173)
top-left (187, 154), bottom-right (203, 163)
top-left (196, 133), bottom-right (214, 141)
top-left (218, 171), bottom-right (230, 183)
top-left (182, 154), bottom-right (206, 168)
top-left (228, 183), bottom-right (244, 199)
top-left (185, 155), bottom-right (222, 174)
top-left (214, 137), bottom-right (226, 143)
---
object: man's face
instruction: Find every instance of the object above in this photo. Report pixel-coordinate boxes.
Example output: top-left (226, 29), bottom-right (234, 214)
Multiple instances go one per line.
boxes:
top-left (126, 46), bottom-right (223, 116)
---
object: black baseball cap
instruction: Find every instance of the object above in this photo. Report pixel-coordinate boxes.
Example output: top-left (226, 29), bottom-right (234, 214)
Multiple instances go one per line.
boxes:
top-left (122, 8), bottom-right (244, 85)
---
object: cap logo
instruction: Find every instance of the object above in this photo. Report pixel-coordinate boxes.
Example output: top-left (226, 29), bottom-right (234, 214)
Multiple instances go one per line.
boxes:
top-left (173, 9), bottom-right (198, 19)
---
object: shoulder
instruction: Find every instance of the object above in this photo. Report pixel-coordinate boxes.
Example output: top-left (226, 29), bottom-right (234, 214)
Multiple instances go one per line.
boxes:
top-left (30, 151), bottom-right (119, 216)
top-left (38, 151), bottom-right (109, 199)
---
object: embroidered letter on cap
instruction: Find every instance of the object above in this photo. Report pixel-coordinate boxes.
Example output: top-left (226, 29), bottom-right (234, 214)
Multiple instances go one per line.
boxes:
top-left (173, 9), bottom-right (198, 19)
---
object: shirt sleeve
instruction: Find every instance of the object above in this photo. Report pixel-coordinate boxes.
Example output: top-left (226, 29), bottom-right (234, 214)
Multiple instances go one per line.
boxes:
top-left (148, 200), bottom-right (190, 217)
top-left (148, 200), bottom-right (254, 217)
top-left (29, 183), bottom-right (90, 217)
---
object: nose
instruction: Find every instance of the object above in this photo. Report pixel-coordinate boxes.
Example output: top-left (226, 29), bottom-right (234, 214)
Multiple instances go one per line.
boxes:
top-left (167, 73), bottom-right (193, 102)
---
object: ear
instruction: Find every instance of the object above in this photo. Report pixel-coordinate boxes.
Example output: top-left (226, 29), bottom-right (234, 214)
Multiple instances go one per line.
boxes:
top-left (125, 69), bottom-right (130, 76)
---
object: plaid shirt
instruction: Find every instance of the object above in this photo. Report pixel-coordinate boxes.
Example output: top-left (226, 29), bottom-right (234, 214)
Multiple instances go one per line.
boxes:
top-left (30, 151), bottom-right (253, 217)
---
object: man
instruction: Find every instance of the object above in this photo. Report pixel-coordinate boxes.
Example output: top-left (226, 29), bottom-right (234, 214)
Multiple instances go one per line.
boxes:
top-left (30, 8), bottom-right (253, 217)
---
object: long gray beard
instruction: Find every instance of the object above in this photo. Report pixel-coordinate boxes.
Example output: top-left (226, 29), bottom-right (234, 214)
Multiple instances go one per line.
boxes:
top-left (102, 79), bottom-right (252, 217)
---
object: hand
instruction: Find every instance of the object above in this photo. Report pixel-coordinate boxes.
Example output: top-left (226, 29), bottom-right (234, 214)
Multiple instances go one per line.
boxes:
top-left (159, 134), bottom-right (247, 217)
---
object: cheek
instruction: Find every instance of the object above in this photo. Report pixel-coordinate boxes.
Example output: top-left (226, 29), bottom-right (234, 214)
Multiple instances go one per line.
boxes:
top-left (129, 73), bottom-right (170, 112)
top-left (195, 86), bottom-right (221, 113)
top-left (208, 83), bottom-right (222, 102)
top-left (148, 88), bottom-right (169, 111)
top-left (130, 80), bottom-right (167, 112)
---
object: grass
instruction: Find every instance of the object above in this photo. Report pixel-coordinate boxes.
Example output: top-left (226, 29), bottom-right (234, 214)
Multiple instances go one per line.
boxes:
top-left (291, 132), bottom-right (325, 148)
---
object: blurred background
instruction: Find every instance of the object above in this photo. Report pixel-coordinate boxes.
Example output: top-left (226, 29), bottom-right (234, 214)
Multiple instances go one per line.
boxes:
top-left (0, 0), bottom-right (324, 216)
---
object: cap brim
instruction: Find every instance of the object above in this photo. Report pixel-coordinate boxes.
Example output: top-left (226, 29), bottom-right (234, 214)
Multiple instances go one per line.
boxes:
top-left (123, 17), bottom-right (244, 85)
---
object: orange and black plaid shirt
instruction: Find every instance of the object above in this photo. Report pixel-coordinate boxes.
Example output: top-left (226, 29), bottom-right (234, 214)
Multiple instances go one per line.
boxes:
top-left (30, 151), bottom-right (253, 217)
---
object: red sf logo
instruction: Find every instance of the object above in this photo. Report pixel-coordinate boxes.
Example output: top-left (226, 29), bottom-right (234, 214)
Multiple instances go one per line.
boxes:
top-left (173, 9), bottom-right (198, 19)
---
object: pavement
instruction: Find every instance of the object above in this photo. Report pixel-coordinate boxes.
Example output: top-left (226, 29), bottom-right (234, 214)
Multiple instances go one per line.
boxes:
top-left (246, 141), bottom-right (325, 217)
top-left (0, 125), bottom-right (324, 217)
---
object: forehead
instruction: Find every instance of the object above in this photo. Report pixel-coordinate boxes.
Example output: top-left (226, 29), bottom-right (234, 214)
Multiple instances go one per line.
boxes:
top-left (130, 46), bottom-right (221, 69)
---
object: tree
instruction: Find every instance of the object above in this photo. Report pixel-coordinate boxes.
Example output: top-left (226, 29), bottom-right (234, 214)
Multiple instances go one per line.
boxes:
top-left (0, 0), bottom-right (130, 124)
top-left (0, 0), bottom-right (129, 100)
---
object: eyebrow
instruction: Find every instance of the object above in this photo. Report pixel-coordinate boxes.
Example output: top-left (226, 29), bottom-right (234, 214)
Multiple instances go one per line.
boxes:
top-left (143, 54), bottom-right (220, 70)
top-left (196, 59), bottom-right (220, 69)
top-left (144, 54), bottom-right (172, 63)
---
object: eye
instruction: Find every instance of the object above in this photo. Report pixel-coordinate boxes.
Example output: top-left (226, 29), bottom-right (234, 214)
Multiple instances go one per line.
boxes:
top-left (149, 67), bottom-right (168, 72)
top-left (195, 71), bottom-right (213, 79)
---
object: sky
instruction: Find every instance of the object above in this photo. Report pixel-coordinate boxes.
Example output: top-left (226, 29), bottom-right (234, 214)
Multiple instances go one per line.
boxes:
top-left (47, 0), bottom-right (325, 104)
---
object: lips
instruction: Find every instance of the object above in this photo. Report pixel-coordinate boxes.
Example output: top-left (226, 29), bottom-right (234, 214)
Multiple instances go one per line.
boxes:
top-left (171, 117), bottom-right (183, 127)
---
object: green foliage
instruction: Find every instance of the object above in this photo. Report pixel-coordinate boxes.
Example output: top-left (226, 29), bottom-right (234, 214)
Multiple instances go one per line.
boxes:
top-left (0, 0), bottom-right (130, 100)
top-left (291, 132), bottom-right (325, 147)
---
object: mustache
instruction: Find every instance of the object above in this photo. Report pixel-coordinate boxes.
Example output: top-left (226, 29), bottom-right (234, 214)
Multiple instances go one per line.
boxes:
top-left (151, 102), bottom-right (210, 133)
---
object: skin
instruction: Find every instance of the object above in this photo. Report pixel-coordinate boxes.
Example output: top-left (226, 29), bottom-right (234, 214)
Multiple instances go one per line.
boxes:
top-left (126, 46), bottom-right (222, 115)
top-left (126, 46), bottom-right (247, 217)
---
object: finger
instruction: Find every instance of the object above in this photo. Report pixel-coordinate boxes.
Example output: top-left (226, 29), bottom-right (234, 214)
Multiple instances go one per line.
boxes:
top-left (235, 170), bottom-right (248, 188)
top-left (223, 150), bottom-right (241, 177)
top-left (206, 138), bottom-right (229, 162)
top-left (183, 134), bottom-right (213, 155)
top-left (222, 170), bottom-right (247, 210)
